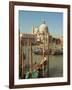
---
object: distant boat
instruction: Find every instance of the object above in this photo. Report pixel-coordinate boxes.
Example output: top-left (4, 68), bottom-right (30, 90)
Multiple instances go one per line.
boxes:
top-left (33, 48), bottom-right (63, 55)
top-left (51, 49), bottom-right (63, 55)
top-left (33, 48), bottom-right (49, 55)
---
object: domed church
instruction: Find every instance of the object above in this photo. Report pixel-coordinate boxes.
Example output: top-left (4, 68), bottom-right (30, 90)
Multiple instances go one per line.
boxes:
top-left (32, 20), bottom-right (50, 45)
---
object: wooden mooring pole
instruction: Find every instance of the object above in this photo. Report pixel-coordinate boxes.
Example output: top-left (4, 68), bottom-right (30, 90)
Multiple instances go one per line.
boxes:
top-left (29, 39), bottom-right (33, 78)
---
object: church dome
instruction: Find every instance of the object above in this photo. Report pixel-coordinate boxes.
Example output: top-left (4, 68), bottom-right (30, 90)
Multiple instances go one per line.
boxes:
top-left (39, 21), bottom-right (48, 34)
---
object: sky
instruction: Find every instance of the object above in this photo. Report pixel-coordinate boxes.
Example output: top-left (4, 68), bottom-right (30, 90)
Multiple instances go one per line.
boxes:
top-left (19, 10), bottom-right (63, 37)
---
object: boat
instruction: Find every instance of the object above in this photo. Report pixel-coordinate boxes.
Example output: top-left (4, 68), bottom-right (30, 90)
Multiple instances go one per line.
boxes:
top-left (33, 48), bottom-right (63, 55)
top-left (25, 58), bottom-right (48, 79)
top-left (33, 48), bottom-right (49, 55)
top-left (51, 49), bottom-right (63, 55)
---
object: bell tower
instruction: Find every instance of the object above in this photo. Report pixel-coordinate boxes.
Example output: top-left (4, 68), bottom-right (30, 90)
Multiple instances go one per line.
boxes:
top-left (32, 25), bottom-right (34, 34)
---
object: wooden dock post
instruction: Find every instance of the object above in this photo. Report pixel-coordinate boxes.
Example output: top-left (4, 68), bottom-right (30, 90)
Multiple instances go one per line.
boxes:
top-left (21, 46), bottom-right (24, 78)
top-left (20, 34), bottom-right (25, 79)
top-left (29, 39), bottom-right (33, 78)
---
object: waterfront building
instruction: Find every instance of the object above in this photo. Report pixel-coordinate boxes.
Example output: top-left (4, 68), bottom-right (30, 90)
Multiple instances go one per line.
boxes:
top-left (32, 20), bottom-right (49, 45)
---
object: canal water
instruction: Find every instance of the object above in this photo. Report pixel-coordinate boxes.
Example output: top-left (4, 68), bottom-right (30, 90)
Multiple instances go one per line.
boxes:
top-left (48, 55), bottom-right (63, 77)
top-left (32, 54), bottom-right (63, 78)
top-left (24, 46), bottom-right (63, 78)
